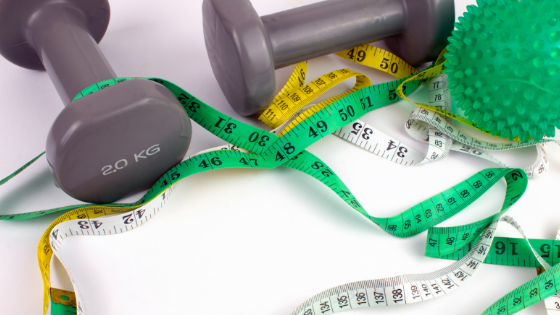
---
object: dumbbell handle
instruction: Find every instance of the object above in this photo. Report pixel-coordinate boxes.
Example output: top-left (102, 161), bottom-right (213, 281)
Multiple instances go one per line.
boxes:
top-left (29, 4), bottom-right (116, 105)
top-left (263, 0), bottom-right (405, 69)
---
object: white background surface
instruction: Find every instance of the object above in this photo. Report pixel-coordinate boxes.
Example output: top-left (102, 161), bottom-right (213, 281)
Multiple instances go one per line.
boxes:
top-left (1, 0), bottom-right (560, 314)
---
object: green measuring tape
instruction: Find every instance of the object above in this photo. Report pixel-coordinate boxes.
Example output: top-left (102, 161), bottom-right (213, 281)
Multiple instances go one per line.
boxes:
top-left (1, 62), bottom-right (556, 315)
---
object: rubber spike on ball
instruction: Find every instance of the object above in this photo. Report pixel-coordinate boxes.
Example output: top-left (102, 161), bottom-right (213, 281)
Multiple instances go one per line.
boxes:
top-left (444, 0), bottom-right (560, 141)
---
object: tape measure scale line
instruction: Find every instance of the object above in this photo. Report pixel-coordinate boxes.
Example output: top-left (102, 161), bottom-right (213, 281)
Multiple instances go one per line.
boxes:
top-left (270, 47), bottom-right (551, 163)
top-left (401, 75), bottom-right (554, 178)
top-left (259, 67), bottom-right (372, 130)
top-left (392, 46), bottom-right (555, 144)
top-left (406, 106), bottom-right (557, 151)
top-left (154, 76), bottom-right (425, 174)
top-left (432, 237), bottom-right (560, 268)
top-left (0, 62), bottom-right (548, 315)
top-left (38, 204), bottom-right (140, 314)
top-left (483, 264), bottom-right (560, 315)
top-left (329, 74), bottom-right (456, 168)
top-left (46, 189), bottom-right (557, 315)
top-left (264, 45), bottom-right (421, 136)
top-left (259, 61), bottom-right (306, 127)
top-left (427, 214), bottom-right (557, 269)
top-left (334, 44), bottom-right (418, 79)
top-left (273, 72), bottom-right (372, 137)
top-left (539, 227), bottom-right (560, 314)
top-left (276, 76), bottom-right (421, 137)
top-left (0, 153), bottom-right (196, 222)
top-left (256, 77), bottom-right (423, 164)
top-left (425, 170), bottom-right (528, 259)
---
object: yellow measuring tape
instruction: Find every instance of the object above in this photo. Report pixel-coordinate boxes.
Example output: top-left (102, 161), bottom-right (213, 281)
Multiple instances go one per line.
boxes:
top-left (259, 65), bottom-right (372, 131)
top-left (259, 45), bottom-right (419, 136)
top-left (258, 44), bottom-right (501, 139)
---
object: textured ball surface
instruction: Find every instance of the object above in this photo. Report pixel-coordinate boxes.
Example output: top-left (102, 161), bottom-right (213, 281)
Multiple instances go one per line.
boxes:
top-left (445, 0), bottom-right (560, 141)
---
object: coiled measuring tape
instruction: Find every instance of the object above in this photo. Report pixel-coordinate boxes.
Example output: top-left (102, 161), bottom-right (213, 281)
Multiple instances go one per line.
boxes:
top-left (257, 45), bottom-right (557, 178)
top-left (1, 45), bottom-right (558, 315)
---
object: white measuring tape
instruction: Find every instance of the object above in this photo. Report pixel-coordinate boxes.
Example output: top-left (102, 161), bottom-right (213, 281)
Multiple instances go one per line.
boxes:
top-left (48, 189), bottom-right (173, 315)
top-left (329, 75), bottom-right (554, 178)
top-left (288, 215), bottom-right (548, 315)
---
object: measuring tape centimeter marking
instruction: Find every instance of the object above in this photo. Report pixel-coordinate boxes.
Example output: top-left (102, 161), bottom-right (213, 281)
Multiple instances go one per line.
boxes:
top-left (334, 44), bottom-right (418, 79)
top-left (483, 262), bottom-right (560, 315)
top-left (539, 227), bottom-right (560, 314)
top-left (320, 75), bottom-right (455, 167)
top-left (428, 215), bottom-right (553, 269)
top-left (435, 236), bottom-right (560, 268)
top-left (259, 67), bottom-right (372, 130)
top-left (392, 47), bottom-right (555, 145)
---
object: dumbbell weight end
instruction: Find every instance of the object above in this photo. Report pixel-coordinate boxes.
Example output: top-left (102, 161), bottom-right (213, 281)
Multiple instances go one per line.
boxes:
top-left (203, 0), bottom-right (455, 116)
top-left (0, 0), bottom-right (192, 203)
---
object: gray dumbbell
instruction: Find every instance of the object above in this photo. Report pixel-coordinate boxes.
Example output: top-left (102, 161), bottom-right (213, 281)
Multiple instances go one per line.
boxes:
top-left (0, 0), bottom-right (192, 203)
top-left (203, 0), bottom-right (455, 116)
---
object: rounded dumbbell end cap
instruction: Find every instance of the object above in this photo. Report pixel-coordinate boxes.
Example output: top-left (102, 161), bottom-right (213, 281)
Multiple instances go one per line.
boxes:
top-left (202, 0), bottom-right (276, 116)
top-left (0, 0), bottom-right (110, 70)
top-left (385, 0), bottom-right (455, 65)
top-left (46, 79), bottom-right (192, 204)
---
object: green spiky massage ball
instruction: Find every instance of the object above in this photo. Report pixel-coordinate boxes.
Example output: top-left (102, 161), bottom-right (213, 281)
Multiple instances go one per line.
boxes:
top-left (445, 0), bottom-right (560, 141)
